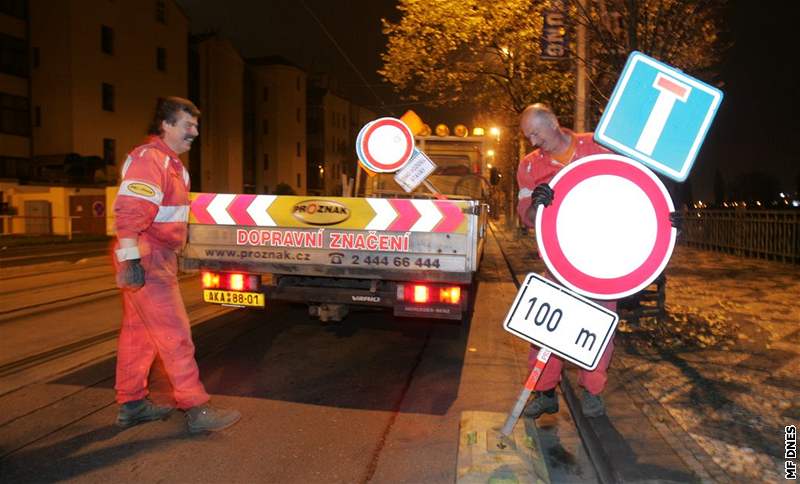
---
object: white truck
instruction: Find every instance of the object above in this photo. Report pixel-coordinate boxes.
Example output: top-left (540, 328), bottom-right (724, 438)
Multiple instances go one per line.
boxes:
top-left (180, 134), bottom-right (492, 322)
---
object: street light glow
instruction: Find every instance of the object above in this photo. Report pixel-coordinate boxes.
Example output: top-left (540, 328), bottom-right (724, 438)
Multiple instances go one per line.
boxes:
top-left (487, 149), bottom-right (495, 157)
top-left (489, 127), bottom-right (500, 137)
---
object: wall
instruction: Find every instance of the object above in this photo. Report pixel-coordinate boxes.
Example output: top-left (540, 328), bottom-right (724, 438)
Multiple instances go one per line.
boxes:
top-left (0, 182), bottom-right (105, 235)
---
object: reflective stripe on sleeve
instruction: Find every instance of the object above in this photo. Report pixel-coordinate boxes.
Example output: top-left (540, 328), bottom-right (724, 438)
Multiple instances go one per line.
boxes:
top-left (518, 188), bottom-right (532, 199)
top-left (118, 180), bottom-right (164, 205)
top-left (154, 205), bottom-right (189, 223)
top-left (120, 156), bottom-right (133, 178)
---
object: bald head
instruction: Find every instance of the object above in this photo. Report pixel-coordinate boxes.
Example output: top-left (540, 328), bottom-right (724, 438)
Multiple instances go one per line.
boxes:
top-left (520, 103), bottom-right (567, 154)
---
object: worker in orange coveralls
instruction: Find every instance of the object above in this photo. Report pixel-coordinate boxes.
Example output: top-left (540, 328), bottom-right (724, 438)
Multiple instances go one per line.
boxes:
top-left (516, 103), bottom-right (617, 419)
top-left (113, 97), bottom-right (240, 433)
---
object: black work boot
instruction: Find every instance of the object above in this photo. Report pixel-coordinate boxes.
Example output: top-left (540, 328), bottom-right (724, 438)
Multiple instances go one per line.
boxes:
top-left (186, 404), bottom-right (241, 433)
top-left (116, 399), bottom-right (174, 428)
top-left (523, 390), bottom-right (559, 418)
top-left (581, 389), bottom-right (606, 417)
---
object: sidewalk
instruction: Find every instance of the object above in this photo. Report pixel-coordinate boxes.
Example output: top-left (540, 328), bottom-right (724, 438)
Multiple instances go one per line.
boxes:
top-left (492, 221), bottom-right (799, 482)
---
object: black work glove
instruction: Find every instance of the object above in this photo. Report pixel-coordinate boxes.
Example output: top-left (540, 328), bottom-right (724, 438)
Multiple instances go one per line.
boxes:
top-left (669, 211), bottom-right (683, 230)
top-left (116, 259), bottom-right (145, 290)
top-left (531, 183), bottom-right (555, 208)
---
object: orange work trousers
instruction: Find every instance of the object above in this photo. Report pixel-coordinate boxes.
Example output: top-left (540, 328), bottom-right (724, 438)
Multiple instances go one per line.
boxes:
top-left (527, 299), bottom-right (617, 395)
top-left (114, 242), bottom-right (209, 409)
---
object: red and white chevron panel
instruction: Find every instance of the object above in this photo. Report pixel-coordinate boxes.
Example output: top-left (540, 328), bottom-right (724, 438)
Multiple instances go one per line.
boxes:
top-left (191, 193), bottom-right (277, 226)
top-left (190, 194), bottom-right (465, 232)
top-left (365, 199), bottom-right (464, 233)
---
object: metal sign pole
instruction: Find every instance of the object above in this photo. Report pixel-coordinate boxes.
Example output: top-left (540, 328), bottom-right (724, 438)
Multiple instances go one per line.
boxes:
top-left (421, 179), bottom-right (448, 201)
top-left (499, 347), bottom-right (552, 439)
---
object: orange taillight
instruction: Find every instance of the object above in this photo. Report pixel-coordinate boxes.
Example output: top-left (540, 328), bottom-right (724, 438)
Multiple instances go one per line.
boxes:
top-left (202, 271), bottom-right (220, 288)
top-left (440, 286), bottom-right (461, 305)
top-left (229, 273), bottom-right (245, 291)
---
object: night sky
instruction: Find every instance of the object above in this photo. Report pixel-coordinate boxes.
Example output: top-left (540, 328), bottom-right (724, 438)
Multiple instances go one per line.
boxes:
top-left (177, 0), bottom-right (797, 202)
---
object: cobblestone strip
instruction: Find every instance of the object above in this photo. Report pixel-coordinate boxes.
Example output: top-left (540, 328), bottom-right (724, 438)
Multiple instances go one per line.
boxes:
top-left (614, 355), bottom-right (732, 483)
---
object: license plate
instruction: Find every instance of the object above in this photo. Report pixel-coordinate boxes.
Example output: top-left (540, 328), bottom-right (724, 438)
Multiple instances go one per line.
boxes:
top-left (203, 289), bottom-right (264, 307)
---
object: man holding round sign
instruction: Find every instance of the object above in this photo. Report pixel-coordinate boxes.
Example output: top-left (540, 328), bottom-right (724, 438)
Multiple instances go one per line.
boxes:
top-left (515, 104), bottom-right (680, 419)
top-left (516, 103), bottom-right (618, 418)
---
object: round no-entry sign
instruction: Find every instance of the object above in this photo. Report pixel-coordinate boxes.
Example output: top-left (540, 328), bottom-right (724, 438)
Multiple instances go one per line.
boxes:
top-left (535, 154), bottom-right (676, 300)
top-left (358, 117), bottom-right (414, 173)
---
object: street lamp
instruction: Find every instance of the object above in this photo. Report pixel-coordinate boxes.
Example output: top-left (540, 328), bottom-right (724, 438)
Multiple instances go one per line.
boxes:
top-left (489, 127), bottom-right (500, 140)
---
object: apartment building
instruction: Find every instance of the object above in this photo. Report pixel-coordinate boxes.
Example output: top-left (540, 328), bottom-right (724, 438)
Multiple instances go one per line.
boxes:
top-left (245, 56), bottom-right (306, 195)
top-left (307, 78), bottom-right (351, 195)
top-left (189, 34), bottom-right (244, 193)
top-left (28, 0), bottom-right (189, 181)
top-left (0, 0), bottom-right (30, 181)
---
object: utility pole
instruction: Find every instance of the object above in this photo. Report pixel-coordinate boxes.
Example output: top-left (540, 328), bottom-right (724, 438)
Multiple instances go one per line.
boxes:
top-left (574, 0), bottom-right (587, 132)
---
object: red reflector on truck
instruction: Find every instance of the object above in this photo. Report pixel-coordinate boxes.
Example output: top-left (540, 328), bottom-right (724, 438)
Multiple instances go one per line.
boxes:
top-left (399, 283), bottom-right (461, 305)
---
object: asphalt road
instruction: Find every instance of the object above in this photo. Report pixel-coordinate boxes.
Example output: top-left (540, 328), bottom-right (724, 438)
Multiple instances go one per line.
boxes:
top-left (0, 231), bottom-right (545, 483)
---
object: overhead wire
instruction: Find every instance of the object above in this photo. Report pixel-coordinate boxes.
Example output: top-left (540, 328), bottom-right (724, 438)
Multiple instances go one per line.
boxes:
top-left (298, 0), bottom-right (392, 116)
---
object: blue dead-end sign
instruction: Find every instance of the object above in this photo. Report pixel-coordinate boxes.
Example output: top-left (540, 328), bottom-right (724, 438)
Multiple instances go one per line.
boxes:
top-left (594, 51), bottom-right (723, 182)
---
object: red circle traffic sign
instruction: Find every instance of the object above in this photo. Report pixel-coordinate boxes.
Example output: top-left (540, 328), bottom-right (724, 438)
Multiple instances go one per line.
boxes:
top-left (535, 154), bottom-right (676, 300)
top-left (359, 117), bottom-right (414, 173)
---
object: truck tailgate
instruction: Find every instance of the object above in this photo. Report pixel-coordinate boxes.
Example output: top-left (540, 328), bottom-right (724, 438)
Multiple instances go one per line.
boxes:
top-left (182, 194), bottom-right (484, 284)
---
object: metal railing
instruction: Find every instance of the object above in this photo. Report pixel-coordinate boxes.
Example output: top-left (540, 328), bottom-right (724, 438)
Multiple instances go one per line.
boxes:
top-left (680, 209), bottom-right (800, 264)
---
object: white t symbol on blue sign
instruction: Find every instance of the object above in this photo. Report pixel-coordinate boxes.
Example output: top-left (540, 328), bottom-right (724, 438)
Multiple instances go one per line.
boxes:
top-left (594, 51), bottom-right (723, 182)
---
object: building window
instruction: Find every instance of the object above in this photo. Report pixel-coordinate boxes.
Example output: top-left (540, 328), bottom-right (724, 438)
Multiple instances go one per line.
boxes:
top-left (0, 33), bottom-right (28, 78)
top-left (101, 25), bottom-right (114, 55)
top-left (296, 142), bottom-right (301, 157)
top-left (103, 138), bottom-right (116, 164)
top-left (155, 0), bottom-right (166, 23)
top-left (296, 107), bottom-right (301, 123)
top-left (263, 153), bottom-right (269, 171)
top-left (262, 87), bottom-right (269, 102)
top-left (156, 47), bottom-right (166, 71)
top-left (102, 83), bottom-right (114, 112)
top-left (0, 0), bottom-right (28, 19)
top-left (297, 173), bottom-right (301, 188)
top-left (0, 92), bottom-right (30, 136)
top-left (34, 106), bottom-right (40, 127)
top-left (262, 119), bottom-right (268, 135)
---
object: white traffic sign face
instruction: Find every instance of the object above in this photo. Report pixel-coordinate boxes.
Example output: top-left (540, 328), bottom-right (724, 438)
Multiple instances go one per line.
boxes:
top-left (359, 117), bottom-right (414, 173)
top-left (536, 154), bottom-right (676, 300)
top-left (394, 148), bottom-right (437, 192)
top-left (595, 51), bottom-right (723, 182)
top-left (503, 273), bottom-right (618, 370)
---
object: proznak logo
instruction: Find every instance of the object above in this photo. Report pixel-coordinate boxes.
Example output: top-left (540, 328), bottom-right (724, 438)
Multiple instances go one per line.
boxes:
top-left (293, 200), bottom-right (350, 226)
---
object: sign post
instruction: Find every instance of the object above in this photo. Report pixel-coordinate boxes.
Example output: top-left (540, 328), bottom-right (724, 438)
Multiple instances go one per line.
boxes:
top-left (499, 348), bottom-right (552, 439)
top-left (499, 273), bottom-right (619, 440)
